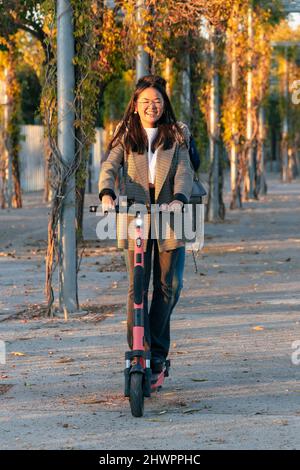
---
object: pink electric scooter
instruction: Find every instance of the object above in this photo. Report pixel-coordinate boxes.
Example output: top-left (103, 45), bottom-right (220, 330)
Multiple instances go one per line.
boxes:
top-left (90, 202), bottom-right (170, 417)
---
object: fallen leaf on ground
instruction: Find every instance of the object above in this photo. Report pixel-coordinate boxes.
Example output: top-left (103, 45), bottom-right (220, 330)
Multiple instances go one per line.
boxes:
top-left (272, 419), bottom-right (289, 426)
top-left (252, 326), bottom-right (264, 331)
top-left (56, 357), bottom-right (75, 364)
top-left (145, 418), bottom-right (167, 422)
top-left (81, 398), bottom-right (108, 405)
top-left (183, 408), bottom-right (203, 414)
top-left (0, 384), bottom-right (14, 394)
top-left (10, 352), bottom-right (26, 357)
top-left (176, 401), bottom-right (187, 407)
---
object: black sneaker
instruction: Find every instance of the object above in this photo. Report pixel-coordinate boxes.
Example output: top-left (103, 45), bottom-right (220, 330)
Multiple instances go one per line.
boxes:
top-left (150, 358), bottom-right (164, 374)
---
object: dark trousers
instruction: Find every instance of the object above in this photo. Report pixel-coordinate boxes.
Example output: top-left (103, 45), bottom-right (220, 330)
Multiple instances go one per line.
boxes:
top-left (124, 238), bottom-right (181, 362)
top-left (170, 246), bottom-right (185, 311)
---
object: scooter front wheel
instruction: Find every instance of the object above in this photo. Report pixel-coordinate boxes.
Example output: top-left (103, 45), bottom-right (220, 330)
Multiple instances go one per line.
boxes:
top-left (129, 372), bottom-right (144, 417)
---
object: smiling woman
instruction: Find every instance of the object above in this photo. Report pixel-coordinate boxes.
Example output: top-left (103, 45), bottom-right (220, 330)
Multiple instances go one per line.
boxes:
top-left (97, 74), bottom-right (194, 377)
top-left (135, 88), bottom-right (164, 128)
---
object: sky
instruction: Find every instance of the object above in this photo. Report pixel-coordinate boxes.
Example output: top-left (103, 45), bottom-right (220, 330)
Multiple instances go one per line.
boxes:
top-left (288, 13), bottom-right (300, 29)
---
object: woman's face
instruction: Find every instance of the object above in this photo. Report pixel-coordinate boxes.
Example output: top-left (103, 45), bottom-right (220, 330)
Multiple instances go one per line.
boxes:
top-left (134, 87), bottom-right (164, 128)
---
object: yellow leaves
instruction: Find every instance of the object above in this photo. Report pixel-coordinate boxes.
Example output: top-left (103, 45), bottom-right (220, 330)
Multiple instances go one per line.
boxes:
top-left (43, 14), bottom-right (57, 39)
top-left (8, 31), bottom-right (45, 79)
top-left (0, 36), bottom-right (9, 48)
top-left (6, 9), bottom-right (17, 21)
top-left (91, 2), bottom-right (98, 16)
top-left (144, 45), bottom-right (154, 55)
top-left (272, 17), bottom-right (300, 43)
top-left (0, 50), bottom-right (9, 76)
top-left (252, 326), bottom-right (264, 331)
top-left (10, 352), bottom-right (26, 357)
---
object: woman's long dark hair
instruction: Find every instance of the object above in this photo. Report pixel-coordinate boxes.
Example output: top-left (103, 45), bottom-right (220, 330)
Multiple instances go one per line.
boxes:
top-left (107, 75), bottom-right (186, 154)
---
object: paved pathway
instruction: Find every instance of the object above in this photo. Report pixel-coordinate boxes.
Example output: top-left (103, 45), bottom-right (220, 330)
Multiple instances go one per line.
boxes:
top-left (0, 173), bottom-right (299, 449)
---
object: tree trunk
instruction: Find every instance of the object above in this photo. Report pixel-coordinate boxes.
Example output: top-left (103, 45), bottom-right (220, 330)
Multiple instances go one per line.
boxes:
top-left (75, 127), bottom-right (88, 244)
top-left (10, 53), bottom-right (22, 208)
top-left (257, 104), bottom-right (267, 195)
top-left (281, 46), bottom-right (289, 183)
top-left (3, 67), bottom-right (13, 209)
top-left (0, 137), bottom-right (5, 209)
top-left (76, 184), bottom-right (85, 243)
top-left (256, 30), bottom-right (267, 196)
top-left (180, 51), bottom-right (191, 127)
top-left (44, 136), bottom-right (53, 203)
top-left (164, 58), bottom-right (173, 97)
top-left (136, 0), bottom-right (150, 81)
top-left (245, 3), bottom-right (256, 200)
top-left (12, 152), bottom-right (22, 208)
top-left (206, 27), bottom-right (225, 222)
top-left (229, 21), bottom-right (240, 209)
top-left (1, 53), bottom-right (22, 209)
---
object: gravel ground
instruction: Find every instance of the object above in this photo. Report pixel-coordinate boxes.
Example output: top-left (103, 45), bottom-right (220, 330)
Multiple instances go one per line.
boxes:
top-left (0, 172), bottom-right (300, 450)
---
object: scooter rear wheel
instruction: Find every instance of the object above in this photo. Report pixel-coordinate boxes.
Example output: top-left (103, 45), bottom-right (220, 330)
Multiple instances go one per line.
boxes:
top-left (129, 372), bottom-right (144, 417)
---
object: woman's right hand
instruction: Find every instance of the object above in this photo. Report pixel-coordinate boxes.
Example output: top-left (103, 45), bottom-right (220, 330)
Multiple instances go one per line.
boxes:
top-left (101, 195), bottom-right (115, 213)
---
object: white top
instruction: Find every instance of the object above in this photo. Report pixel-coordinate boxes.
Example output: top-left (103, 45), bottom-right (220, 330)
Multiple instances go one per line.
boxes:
top-left (144, 127), bottom-right (158, 185)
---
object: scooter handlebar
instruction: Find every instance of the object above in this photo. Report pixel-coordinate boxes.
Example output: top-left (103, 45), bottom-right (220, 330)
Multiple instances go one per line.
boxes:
top-left (89, 203), bottom-right (184, 215)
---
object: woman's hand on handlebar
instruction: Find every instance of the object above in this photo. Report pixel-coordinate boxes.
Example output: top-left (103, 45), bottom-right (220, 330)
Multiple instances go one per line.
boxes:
top-left (101, 195), bottom-right (115, 213)
top-left (167, 200), bottom-right (184, 212)
top-left (159, 200), bottom-right (183, 212)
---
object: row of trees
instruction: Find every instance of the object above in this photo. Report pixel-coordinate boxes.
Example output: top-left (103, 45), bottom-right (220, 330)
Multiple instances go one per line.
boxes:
top-left (0, 0), bottom-right (299, 315)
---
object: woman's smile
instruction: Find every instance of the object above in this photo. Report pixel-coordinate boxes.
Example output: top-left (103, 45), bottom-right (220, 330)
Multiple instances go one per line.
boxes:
top-left (135, 87), bottom-right (164, 127)
top-left (145, 111), bottom-right (158, 117)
